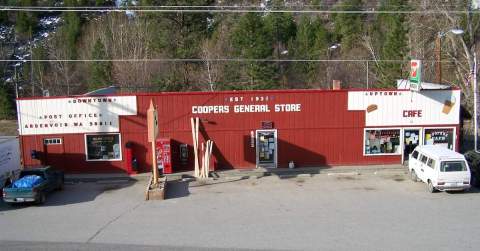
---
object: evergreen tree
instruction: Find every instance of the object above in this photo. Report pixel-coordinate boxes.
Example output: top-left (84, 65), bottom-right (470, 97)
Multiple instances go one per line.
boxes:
top-left (62, 0), bottom-right (82, 59)
top-left (333, 0), bottom-right (364, 50)
top-left (89, 39), bottom-right (112, 91)
top-left (0, 83), bottom-right (12, 120)
top-left (374, 0), bottom-right (410, 86)
top-left (142, 0), bottom-right (214, 87)
top-left (292, 16), bottom-right (330, 83)
top-left (15, 0), bottom-right (37, 38)
top-left (264, 0), bottom-right (297, 86)
top-left (0, 0), bottom-right (8, 24)
top-left (231, 12), bottom-right (276, 88)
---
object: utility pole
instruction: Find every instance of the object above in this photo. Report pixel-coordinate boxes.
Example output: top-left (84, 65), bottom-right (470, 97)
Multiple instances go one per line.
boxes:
top-left (435, 34), bottom-right (442, 83)
top-left (30, 29), bottom-right (34, 97)
top-left (14, 66), bottom-right (18, 99)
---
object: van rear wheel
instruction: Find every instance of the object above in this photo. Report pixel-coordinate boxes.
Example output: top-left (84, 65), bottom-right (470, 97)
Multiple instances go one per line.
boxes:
top-left (410, 170), bottom-right (418, 182)
top-left (427, 180), bottom-right (437, 193)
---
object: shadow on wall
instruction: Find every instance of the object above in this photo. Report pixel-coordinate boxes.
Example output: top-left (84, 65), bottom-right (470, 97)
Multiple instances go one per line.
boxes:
top-left (25, 151), bottom-right (129, 174)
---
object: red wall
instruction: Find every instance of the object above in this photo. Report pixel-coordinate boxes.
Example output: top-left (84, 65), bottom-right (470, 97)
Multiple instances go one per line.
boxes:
top-left (20, 89), bottom-right (446, 173)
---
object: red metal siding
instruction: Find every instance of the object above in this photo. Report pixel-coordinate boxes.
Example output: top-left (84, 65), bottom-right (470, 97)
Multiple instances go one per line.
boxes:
top-left (19, 89), bottom-right (458, 173)
top-left (134, 91), bottom-right (401, 170)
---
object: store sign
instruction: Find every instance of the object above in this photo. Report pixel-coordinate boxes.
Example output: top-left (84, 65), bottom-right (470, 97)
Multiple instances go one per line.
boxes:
top-left (348, 90), bottom-right (460, 126)
top-left (191, 104), bottom-right (301, 114)
top-left (17, 96), bottom-right (137, 135)
top-left (410, 60), bottom-right (422, 91)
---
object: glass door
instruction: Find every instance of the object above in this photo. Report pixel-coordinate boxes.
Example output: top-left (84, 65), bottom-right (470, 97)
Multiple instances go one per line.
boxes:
top-left (403, 129), bottom-right (421, 161)
top-left (256, 130), bottom-right (277, 168)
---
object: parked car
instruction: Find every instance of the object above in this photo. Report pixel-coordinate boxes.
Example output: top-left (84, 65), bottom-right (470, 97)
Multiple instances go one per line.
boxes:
top-left (409, 145), bottom-right (471, 193)
top-left (2, 166), bottom-right (64, 205)
top-left (464, 150), bottom-right (480, 187)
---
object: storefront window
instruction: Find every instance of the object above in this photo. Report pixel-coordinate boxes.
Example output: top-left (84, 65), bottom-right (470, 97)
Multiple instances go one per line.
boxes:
top-left (424, 128), bottom-right (454, 150)
top-left (365, 129), bottom-right (401, 155)
top-left (85, 134), bottom-right (121, 161)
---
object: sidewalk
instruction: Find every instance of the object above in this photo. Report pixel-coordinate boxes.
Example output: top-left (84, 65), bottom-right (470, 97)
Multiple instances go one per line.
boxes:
top-left (66, 164), bottom-right (407, 183)
top-left (168, 164), bottom-right (408, 180)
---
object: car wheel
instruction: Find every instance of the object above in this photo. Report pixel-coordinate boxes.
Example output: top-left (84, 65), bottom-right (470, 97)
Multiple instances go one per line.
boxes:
top-left (471, 175), bottom-right (479, 188)
top-left (57, 178), bottom-right (64, 191)
top-left (36, 193), bottom-right (46, 205)
top-left (410, 170), bottom-right (418, 182)
top-left (427, 180), bottom-right (436, 193)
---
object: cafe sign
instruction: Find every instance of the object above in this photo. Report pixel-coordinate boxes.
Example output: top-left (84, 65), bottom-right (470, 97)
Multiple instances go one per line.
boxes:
top-left (17, 96), bottom-right (137, 135)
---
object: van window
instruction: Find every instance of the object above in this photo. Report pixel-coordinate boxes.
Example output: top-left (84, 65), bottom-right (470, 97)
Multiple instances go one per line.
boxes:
top-left (411, 150), bottom-right (419, 159)
top-left (427, 158), bottom-right (435, 169)
top-left (440, 161), bottom-right (467, 172)
top-left (420, 155), bottom-right (428, 164)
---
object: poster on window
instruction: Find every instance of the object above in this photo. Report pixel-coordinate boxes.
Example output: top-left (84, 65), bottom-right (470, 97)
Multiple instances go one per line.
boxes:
top-left (85, 134), bottom-right (121, 161)
top-left (364, 129), bottom-right (401, 155)
top-left (424, 128), bottom-right (454, 150)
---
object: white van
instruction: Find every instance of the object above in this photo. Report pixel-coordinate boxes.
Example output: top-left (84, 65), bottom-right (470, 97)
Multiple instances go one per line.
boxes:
top-left (0, 137), bottom-right (21, 191)
top-left (409, 145), bottom-right (470, 193)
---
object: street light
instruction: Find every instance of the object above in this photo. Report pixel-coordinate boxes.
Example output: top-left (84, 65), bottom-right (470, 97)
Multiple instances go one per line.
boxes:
top-left (327, 43), bottom-right (340, 87)
top-left (436, 28), bottom-right (464, 83)
top-left (439, 29), bottom-right (479, 152)
top-left (473, 51), bottom-right (478, 152)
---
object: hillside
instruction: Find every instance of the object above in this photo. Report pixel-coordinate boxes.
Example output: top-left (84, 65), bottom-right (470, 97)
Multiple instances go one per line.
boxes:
top-left (0, 0), bottom-right (479, 118)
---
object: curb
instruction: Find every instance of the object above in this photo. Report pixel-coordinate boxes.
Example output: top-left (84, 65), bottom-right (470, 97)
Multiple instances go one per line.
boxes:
top-left (63, 165), bottom-right (408, 183)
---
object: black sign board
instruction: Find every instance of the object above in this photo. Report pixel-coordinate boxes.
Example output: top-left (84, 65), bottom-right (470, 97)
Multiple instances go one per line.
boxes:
top-left (261, 121), bottom-right (274, 129)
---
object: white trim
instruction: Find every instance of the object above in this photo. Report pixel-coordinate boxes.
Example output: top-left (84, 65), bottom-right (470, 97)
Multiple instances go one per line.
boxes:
top-left (422, 126), bottom-right (456, 151)
top-left (255, 129), bottom-right (278, 168)
top-left (363, 128), bottom-right (403, 156)
top-left (43, 138), bottom-right (63, 145)
top-left (84, 133), bottom-right (122, 162)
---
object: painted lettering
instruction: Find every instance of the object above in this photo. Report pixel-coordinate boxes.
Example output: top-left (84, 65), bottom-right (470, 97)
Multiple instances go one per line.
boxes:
top-left (274, 104), bottom-right (301, 112)
top-left (403, 110), bottom-right (422, 117)
top-left (192, 105), bottom-right (229, 114)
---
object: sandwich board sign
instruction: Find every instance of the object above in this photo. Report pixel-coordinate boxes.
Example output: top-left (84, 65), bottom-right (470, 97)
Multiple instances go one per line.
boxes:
top-left (410, 60), bottom-right (422, 91)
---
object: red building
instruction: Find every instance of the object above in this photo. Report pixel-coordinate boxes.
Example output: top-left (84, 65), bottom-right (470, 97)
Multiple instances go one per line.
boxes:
top-left (16, 89), bottom-right (461, 174)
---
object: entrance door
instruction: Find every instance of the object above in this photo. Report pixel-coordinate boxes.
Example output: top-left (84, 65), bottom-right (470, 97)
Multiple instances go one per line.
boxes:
top-left (403, 129), bottom-right (421, 161)
top-left (43, 138), bottom-right (65, 168)
top-left (256, 130), bottom-right (277, 168)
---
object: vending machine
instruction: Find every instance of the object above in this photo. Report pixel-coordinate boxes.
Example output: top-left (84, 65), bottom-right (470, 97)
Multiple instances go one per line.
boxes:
top-left (155, 138), bottom-right (172, 174)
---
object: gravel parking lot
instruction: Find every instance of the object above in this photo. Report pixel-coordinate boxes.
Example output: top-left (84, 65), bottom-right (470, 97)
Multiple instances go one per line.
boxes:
top-left (1, 169), bottom-right (480, 251)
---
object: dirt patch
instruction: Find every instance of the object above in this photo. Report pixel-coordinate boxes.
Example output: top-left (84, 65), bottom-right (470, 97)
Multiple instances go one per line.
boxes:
top-left (296, 178), bottom-right (306, 183)
top-left (336, 176), bottom-right (357, 181)
top-left (0, 120), bottom-right (18, 136)
top-left (383, 174), bottom-right (406, 182)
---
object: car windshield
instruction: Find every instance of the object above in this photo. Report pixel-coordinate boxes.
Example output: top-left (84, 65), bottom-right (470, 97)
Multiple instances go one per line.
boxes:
top-left (440, 161), bottom-right (467, 172)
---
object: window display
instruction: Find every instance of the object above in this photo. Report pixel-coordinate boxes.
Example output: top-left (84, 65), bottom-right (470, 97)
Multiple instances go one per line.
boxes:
top-left (424, 128), bottom-right (454, 150)
top-left (85, 134), bottom-right (121, 161)
top-left (365, 129), bottom-right (401, 155)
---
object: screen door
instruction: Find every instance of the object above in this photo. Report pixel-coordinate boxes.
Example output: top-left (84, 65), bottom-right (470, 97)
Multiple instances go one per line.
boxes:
top-left (256, 130), bottom-right (277, 168)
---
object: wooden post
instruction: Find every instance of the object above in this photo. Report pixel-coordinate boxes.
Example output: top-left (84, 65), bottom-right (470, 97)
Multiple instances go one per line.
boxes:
top-left (147, 100), bottom-right (159, 185)
top-left (191, 117), bottom-right (200, 178)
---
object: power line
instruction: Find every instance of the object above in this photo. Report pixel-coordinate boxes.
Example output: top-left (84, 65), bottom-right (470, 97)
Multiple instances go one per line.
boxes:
top-left (0, 7), bottom-right (478, 14)
top-left (0, 59), bottom-right (464, 63)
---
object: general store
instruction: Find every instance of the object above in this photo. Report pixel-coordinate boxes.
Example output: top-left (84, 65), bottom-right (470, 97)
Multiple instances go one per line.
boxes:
top-left (16, 87), bottom-right (461, 174)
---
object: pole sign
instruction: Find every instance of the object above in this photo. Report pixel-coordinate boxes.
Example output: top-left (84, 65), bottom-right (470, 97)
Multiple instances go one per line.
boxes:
top-left (147, 100), bottom-right (159, 143)
top-left (410, 60), bottom-right (422, 91)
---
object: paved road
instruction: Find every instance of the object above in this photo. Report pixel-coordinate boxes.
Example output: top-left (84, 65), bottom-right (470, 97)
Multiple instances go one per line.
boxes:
top-left (1, 170), bottom-right (480, 251)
